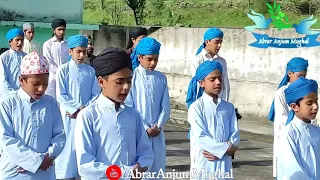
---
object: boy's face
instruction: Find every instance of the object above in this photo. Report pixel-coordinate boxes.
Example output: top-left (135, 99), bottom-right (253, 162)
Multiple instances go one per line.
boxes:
top-left (98, 68), bottom-right (132, 103)
top-left (24, 28), bottom-right (35, 41)
top-left (69, 46), bottom-right (87, 64)
top-left (199, 70), bottom-right (222, 96)
top-left (138, 54), bottom-right (159, 71)
top-left (288, 70), bottom-right (307, 82)
top-left (132, 35), bottom-right (146, 49)
top-left (205, 37), bottom-right (223, 55)
top-left (9, 35), bottom-right (24, 51)
top-left (19, 74), bottom-right (49, 100)
top-left (53, 26), bottom-right (66, 39)
top-left (291, 92), bottom-right (318, 121)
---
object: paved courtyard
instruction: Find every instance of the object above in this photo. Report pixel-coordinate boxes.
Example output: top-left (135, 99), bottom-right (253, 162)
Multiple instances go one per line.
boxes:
top-left (164, 123), bottom-right (273, 180)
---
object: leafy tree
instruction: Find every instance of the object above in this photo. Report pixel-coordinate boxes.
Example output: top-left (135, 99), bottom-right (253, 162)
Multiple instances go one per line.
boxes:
top-left (124, 0), bottom-right (146, 25)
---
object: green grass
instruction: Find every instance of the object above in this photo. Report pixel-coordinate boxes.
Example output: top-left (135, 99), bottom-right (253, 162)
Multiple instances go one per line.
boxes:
top-left (83, 0), bottom-right (320, 29)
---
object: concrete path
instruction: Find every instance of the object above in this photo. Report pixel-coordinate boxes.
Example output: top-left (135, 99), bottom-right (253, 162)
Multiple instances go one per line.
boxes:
top-left (164, 123), bottom-right (273, 180)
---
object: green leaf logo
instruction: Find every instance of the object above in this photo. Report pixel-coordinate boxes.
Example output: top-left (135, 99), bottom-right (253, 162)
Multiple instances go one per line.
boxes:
top-left (267, 2), bottom-right (292, 30)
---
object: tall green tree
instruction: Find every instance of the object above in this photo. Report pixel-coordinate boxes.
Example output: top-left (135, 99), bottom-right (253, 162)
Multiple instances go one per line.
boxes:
top-left (124, 0), bottom-right (146, 25)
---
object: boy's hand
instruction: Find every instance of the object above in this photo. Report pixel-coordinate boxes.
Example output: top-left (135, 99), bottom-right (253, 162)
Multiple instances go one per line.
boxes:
top-left (39, 154), bottom-right (54, 171)
top-left (131, 163), bottom-right (147, 180)
top-left (147, 125), bottom-right (161, 137)
top-left (79, 105), bottom-right (86, 110)
top-left (202, 150), bottom-right (218, 161)
top-left (66, 110), bottom-right (80, 118)
top-left (226, 141), bottom-right (238, 156)
top-left (17, 167), bottom-right (26, 173)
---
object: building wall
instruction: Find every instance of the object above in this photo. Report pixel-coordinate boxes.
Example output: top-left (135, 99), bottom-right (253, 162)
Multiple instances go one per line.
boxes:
top-left (0, 0), bottom-right (83, 23)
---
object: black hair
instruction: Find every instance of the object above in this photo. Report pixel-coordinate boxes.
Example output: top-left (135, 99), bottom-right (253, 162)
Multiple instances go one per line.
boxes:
top-left (126, 27), bottom-right (148, 49)
top-left (294, 97), bottom-right (303, 106)
top-left (0, 48), bottom-right (9, 55)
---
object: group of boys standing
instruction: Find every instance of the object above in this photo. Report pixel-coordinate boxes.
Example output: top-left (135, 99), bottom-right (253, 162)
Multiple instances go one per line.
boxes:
top-left (0, 16), bottom-right (318, 180)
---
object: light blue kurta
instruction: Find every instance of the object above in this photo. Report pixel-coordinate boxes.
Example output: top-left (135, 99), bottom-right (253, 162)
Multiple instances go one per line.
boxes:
top-left (55, 60), bottom-right (100, 179)
top-left (277, 117), bottom-right (320, 180)
top-left (125, 65), bottom-right (170, 178)
top-left (188, 93), bottom-right (240, 180)
top-left (0, 88), bottom-right (66, 180)
top-left (0, 49), bottom-right (26, 98)
top-left (74, 94), bottom-right (154, 180)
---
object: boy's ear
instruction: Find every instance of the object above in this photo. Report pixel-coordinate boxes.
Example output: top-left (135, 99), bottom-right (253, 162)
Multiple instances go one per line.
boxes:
top-left (138, 55), bottom-right (143, 62)
top-left (290, 103), bottom-right (299, 113)
top-left (199, 80), bottom-right (205, 88)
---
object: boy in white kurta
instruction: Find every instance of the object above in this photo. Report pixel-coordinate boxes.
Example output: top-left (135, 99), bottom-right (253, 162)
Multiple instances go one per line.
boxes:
top-left (125, 37), bottom-right (170, 179)
top-left (187, 61), bottom-right (240, 180)
top-left (55, 35), bottom-right (100, 180)
top-left (277, 77), bottom-right (320, 179)
top-left (267, 57), bottom-right (309, 177)
top-left (74, 47), bottom-right (154, 180)
top-left (0, 52), bottom-right (66, 180)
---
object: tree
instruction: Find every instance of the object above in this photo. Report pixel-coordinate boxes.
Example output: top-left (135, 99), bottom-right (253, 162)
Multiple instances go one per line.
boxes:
top-left (124, 0), bottom-right (146, 25)
top-left (100, 0), bottom-right (126, 25)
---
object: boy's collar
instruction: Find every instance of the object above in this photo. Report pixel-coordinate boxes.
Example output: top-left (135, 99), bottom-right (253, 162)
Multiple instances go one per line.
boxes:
top-left (203, 92), bottom-right (221, 105)
top-left (97, 93), bottom-right (125, 112)
top-left (137, 64), bottom-right (153, 74)
top-left (293, 116), bottom-right (312, 126)
top-left (18, 88), bottom-right (38, 103)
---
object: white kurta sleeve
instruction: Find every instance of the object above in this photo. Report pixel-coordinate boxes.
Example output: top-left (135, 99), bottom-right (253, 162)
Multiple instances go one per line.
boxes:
top-left (134, 110), bottom-right (154, 169)
top-left (75, 111), bottom-right (134, 179)
top-left (277, 129), bottom-right (313, 180)
top-left (191, 56), bottom-right (201, 77)
top-left (56, 67), bottom-right (82, 115)
top-left (274, 88), bottom-right (289, 139)
top-left (85, 75), bottom-right (100, 106)
top-left (228, 108), bottom-right (240, 146)
top-left (156, 77), bottom-right (171, 129)
top-left (0, 56), bottom-right (14, 94)
top-left (0, 102), bottom-right (44, 173)
top-left (46, 100), bottom-right (66, 158)
top-left (221, 59), bottom-right (230, 102)
top-left (188, 105), bottom-right (229, 159)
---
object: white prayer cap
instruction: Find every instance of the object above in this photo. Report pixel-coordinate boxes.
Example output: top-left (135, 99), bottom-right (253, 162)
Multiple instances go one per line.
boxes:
top-left (22, 23), bottom-right (35, 31)
top-left (21, 51), bottom-right (49, 75)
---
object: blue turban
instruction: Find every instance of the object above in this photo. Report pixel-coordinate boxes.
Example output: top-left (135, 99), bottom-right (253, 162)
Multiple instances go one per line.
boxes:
top-left (196, 28), bottom-right (224, 55)
top-left (268, 57), bottom-right (309, 122)
top-left (284, 77), bottom-right (318, 125)
top-left (6, 28), bottom-right (24, 41)
top-left (131, 37), bottom-right (161, 70)
top-left (68, 35), bottom-right (88, 49)
top-left (186, 61), bottom-right (223, 108)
